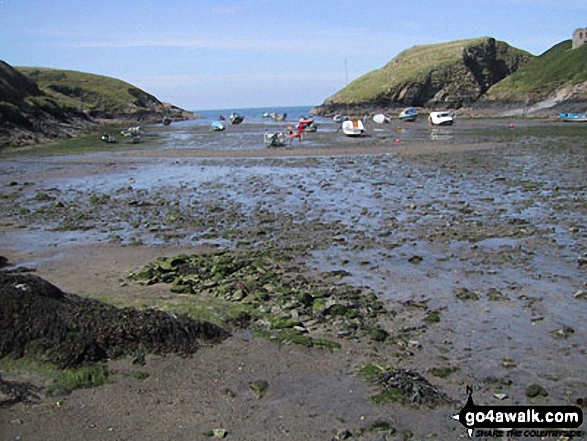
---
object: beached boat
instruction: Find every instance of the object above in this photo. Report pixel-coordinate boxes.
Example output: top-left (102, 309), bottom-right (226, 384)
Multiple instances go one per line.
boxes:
top-left (272, 113), bottom-right (287, 122)
top-left (298, 116), bottom-right (318, 133)
top-left (373, 114), bottom-right (391, 124)
top-left (101, 134), bottom-right (117, 143)
top-left (230, 113), bottom-right (244, 124)
top-left (264, 131), bottom-right (288, 147)
top-left (399, 107), bottom-right (419, 121)
top-left (333, 114), bottom-right (348, 124)
top-left (559, 112), bottom-right (587, 122)
top-left (342, 119), bottom-right (365, 137)
top-left (211, 121), bottom-right (226, 131)
top-left (428, 111), bottom-right (454, 126)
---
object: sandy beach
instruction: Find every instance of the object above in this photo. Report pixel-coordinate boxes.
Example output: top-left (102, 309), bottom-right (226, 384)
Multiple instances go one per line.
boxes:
top-left (1, 117), bottom-right (586, 440)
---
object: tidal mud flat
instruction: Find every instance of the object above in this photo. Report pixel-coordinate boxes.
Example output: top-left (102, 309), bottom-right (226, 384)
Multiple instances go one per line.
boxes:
top-left (0, 118), bottom-right (586, 440)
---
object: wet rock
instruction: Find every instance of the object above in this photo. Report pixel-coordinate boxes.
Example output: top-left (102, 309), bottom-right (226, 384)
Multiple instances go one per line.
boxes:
top-left (359, 364), bottom-right (451, 408)
top-left (0, 375), bottom-right (40, 407)
top-left (573, 290), bottom-right (587, 300)
top-left (249, 379), bottom-right (269, 399)
top-left (526, 384), bottom-right (548, 398)
top-left (0, 271), bottom-right (229, 368)
top-left (369, 328), bottom-right (389, 342)
top-left (551, 326), bottom-right (574, 339)
top-left (455, 288), bottom-right (481, 301)
top-left (408, 255), bottom-right (423, 264)
top-left (334, 428), bottom-right (352, 440)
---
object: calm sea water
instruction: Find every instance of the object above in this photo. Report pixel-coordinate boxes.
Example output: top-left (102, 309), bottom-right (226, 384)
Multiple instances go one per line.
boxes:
top-left (190, 105), bottom-right (318, 124)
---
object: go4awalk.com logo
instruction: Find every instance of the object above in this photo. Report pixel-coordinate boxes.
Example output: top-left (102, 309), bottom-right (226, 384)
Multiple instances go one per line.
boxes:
top-left (453, 386), bottom-right (584, 438)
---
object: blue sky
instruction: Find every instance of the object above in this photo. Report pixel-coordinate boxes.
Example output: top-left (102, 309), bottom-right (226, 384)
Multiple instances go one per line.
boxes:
top-left (1, 0), bottom-right (585, 110)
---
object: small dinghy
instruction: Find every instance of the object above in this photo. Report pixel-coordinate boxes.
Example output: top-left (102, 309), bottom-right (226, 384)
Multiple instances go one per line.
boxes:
top-left (342, 119), bottom-right (365, 137)
top-left (373, 114), bottom-right (391, 124)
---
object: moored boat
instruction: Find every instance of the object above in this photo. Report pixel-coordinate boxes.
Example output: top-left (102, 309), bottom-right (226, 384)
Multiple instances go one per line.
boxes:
top-left (373, 114), bottom-right (391, 124)
top-left (428, 111), bottom-right (454, 126)
top-left (272, 113), bottom-right (287, 122)
top-left (333, 114), bottom-right (348, 124)
top-left (211, 120), bottom-right (226, 131)
top-left (399, 107), bottom-right (419, 121)
top-left (559, 112), bottom-right (587, 122)
top-left (264, 131), bottom-right (288, 147)
top-left (230, 113), bottom-right (244, 124)
top-left (342, 119), bottom-right (365, 137)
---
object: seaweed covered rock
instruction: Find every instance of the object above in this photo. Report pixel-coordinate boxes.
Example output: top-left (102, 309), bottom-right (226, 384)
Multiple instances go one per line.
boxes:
top-left (359, 364), bottom-right (451, 408)
top-left (0, 271), bottom-right (229, 368)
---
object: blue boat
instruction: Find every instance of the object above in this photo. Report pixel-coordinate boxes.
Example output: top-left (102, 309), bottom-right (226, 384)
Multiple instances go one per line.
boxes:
top-left (559, 112), bottom-right (587, 122)
top-left (398, 107), bottom-right (419, 121)
top-left (211, 120), bottom-right (226, 131)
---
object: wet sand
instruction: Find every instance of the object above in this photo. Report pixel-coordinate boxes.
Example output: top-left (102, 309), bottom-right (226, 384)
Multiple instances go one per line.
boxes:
top-left (0, 118), bottom-right (586, 440)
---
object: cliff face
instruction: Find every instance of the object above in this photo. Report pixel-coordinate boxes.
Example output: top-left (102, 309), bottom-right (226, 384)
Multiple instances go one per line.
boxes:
top-left (0, 61), bottom-right (87, 145)
top-left (0, 61), bottom-right (195, 147)
top-left (313, 38), bottom-right (533, 116)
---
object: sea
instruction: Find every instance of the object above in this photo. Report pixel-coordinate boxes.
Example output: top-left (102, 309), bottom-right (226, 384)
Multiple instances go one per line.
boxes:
top-left (188, 105), bottom-right (320, 125)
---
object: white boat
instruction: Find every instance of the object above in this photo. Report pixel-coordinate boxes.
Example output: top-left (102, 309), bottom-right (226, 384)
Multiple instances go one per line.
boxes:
top-left (342, 119), bottom-right (365, 137)
top-left (428, 111), bottom-right (454, 126)
top-left (272, 113), bottom-right (287, 122)
top-left (211, 121), bottom-right (226, 131)
top-left (373, 114), bottom-right (391, 124)
top-left (264, 131), bottom-right (288, 147)
top-left (333, 114), bottom-right (348, 124)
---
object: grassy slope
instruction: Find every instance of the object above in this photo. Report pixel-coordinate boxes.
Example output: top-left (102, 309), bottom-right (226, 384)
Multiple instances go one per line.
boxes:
top-left (326, 37), bottom-right (516, 104)
top-left (18, 67), bottom-right (158, 115)
top-left (485, 40), bottom-right (587, 99)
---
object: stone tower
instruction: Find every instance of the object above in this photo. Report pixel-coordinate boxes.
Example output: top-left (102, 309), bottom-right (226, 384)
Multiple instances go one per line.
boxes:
top-left (573, 28), bottom-right (587, 49)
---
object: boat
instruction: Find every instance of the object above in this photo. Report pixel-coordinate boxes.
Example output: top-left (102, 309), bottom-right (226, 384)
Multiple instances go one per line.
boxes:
top-left (264, 131), bottom-right (288, 147)
top-left (428, 111), bottom-right (454, 126)
top-left (399, 107), bottom-right (419, 121)
top-left (229, 113), bottom-right (244, 124)
top-left (298, 116), bottom-right (317, 132)
top-left (559, 112), bottom-right (587, 122)
top-left (211, 121), bottom-right (226, 131)
top-left (373, 114), bottom-right (391, 124)
top-left (162, 117), bottom-right (172, 126)
top-left (333, 114), bottom-right (348, 124)
top-left (272, 113), bottom-right (287, 122)
top-left (100, 134), bottom-right (117, 143)
top-left (342, 119), bottom-right (365, 137)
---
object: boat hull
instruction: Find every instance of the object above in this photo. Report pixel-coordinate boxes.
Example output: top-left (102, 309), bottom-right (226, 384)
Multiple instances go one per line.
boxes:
top-left (398, 108), bottom-right (419, 121)
top-left (559, 113), bottom-right (587, 122)
top-left (342, 120), bottom-right (365, 136)
top-left (428, 112), bottom-right (454, 126)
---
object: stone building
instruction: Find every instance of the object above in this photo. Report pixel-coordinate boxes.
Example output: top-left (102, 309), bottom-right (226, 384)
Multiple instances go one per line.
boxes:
top-left (573, 28), bottom-right (587, 49)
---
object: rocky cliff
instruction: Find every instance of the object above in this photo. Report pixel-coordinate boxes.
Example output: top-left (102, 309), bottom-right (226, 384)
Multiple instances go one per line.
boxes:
top-left (313, 37), bottom-right (533, 116)
top-left (0, 61), bottom-right (195, 147)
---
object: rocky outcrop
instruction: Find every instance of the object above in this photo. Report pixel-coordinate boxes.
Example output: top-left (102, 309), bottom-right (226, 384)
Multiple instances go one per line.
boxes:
top-left (0, 61), bottom-right (196, 147)
top-left (313, 38), bottom-right (533, 116)
top-left (0, 269), bottom-right (229, 368)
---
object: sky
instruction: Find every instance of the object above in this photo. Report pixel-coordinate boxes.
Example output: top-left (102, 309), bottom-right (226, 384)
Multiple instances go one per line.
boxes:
top-left (1, 0), bottom-right (586, 111)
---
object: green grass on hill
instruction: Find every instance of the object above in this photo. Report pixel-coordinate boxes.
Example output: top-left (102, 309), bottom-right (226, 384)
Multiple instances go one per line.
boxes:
top-left (486, 40), bottom-right (587, 98)
top-left (18, 67), bottom-right (157, 115)
top-left (326, 37), bottom-right (510, 104)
